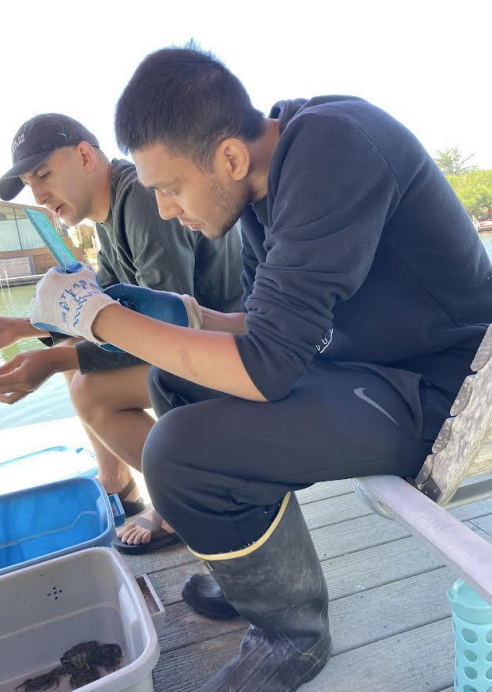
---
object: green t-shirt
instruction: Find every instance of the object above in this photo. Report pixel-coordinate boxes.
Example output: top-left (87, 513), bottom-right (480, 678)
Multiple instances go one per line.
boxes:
top-left (75, 158), bottom-right (243, 372)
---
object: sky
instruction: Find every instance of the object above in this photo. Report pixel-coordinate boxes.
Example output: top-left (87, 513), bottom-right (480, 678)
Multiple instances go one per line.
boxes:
top-left (0, 0), bottom-right (491, 207)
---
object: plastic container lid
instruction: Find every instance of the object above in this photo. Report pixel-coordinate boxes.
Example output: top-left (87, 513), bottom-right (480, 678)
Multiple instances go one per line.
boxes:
top-left (0, 446), bottom-right (97, 495)
top-left (447, 579), bottom-right (492, 624)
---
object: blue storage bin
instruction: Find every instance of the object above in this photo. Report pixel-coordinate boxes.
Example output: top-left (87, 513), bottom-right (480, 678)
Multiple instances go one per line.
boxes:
top-left (0, 477), bottom-right (124, 576)
top-left (0, 446), bottom-right (98, 495)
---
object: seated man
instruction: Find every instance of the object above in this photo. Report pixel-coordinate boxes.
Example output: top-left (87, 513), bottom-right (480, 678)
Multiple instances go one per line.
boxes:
top-left (28, 47), bottom-right (492, 692)
top-left (0, 113), bottom-right (242, 553)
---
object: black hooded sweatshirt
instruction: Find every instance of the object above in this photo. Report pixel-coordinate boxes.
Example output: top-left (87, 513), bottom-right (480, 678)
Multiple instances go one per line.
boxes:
top-left (234, 96), bottom-right (492, 402)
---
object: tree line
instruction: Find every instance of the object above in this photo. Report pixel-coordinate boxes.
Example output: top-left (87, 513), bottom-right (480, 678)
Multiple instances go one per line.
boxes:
top-left (434, 148), bottom-right (492, 221)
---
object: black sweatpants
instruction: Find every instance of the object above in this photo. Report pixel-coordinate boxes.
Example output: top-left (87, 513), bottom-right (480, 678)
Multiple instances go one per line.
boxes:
top-left (143, 361), bottom-right (452, 553)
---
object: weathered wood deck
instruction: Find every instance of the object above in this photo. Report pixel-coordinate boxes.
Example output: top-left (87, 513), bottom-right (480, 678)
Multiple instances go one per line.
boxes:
top-left (121, 479), bottom-right (492, 692)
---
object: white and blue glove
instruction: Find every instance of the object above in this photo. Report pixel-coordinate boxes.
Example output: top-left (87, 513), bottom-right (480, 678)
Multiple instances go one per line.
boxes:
top-left (30, 263), bottom-right (202, 347)
top-left (31, 262), bottom-right (114, 343)
top-left (100, 283), bottom-right (202, 351)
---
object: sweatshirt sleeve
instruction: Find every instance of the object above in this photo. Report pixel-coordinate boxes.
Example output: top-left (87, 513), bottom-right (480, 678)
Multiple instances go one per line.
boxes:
top-left (234, 112), bottom-right (401, 401)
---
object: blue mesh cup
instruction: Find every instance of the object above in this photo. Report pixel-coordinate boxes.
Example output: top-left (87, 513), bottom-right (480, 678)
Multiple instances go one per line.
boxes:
top-left (447, 579), bottom-right (492, 692)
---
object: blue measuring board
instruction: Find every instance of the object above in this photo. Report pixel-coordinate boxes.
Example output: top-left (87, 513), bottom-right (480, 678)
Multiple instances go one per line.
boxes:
top-left (24, 208), bottom-right (77, 268)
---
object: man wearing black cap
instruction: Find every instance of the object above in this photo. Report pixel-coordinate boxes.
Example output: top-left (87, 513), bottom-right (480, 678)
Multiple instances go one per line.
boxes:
top-left (1, 115), bottom-right (101, 202)
top-left (0, 113), bottom-right (243, 553)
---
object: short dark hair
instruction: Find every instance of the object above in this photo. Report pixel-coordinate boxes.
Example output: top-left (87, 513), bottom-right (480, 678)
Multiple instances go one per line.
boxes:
top-left (115, 42), bottom-right (265, 170)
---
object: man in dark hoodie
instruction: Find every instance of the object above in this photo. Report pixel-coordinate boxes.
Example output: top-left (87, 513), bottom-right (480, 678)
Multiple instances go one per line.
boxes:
top-left (29, 46), bottom-right (492, 692)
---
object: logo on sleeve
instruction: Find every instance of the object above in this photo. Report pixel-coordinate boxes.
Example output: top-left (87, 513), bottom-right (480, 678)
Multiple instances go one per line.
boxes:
top-left (315, 329), bottom-right (333, 354)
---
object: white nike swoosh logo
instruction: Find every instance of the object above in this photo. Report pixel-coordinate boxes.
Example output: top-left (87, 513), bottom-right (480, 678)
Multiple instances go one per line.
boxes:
top-left (353, 387), bottom-right (399, 426)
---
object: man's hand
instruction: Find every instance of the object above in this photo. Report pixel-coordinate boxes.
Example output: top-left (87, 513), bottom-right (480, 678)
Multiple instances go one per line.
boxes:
top-left (0, 347), bottom-right (78, 404)
top-left (0, 316), bottom-right (49, 350)
top-left (30, 262), bottom-right (114, 342)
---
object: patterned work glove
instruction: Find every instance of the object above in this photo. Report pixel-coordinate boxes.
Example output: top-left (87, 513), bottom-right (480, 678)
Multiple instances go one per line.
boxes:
top-left (30, 262), bottom-right (114, 343)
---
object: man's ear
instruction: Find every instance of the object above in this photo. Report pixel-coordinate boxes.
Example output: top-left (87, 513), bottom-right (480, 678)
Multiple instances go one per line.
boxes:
top-left (215, 138), bottom-right (250, 182)
top-left (77, 141), bottom-right (98, 174)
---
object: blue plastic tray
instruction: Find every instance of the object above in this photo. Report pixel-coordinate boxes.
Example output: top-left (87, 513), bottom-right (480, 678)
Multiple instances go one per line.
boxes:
top-left (0, 477), bottom-right (123, 575)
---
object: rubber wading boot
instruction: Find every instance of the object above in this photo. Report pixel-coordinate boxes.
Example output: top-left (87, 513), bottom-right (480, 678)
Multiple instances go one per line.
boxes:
top-left (188, 492), bottom-right (332, 692)
top-left (181, 573), bottom-right (240, 620)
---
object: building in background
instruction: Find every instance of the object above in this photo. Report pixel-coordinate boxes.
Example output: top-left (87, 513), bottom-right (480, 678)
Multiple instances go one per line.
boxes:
top-left (0, 201), bottom-right (82, 279)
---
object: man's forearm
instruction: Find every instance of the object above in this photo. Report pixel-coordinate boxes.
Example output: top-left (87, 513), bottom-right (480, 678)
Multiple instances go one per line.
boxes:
top-left (13, 317), bottom-right (51, 341)
top-left (46, 345), bottom-right (80, 372)
top-left (92, 305), bottom-right (265, 402)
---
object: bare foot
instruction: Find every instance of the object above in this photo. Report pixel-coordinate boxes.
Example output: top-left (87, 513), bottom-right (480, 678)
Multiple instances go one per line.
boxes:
top-left (116, 508), bottom-right (175, 546)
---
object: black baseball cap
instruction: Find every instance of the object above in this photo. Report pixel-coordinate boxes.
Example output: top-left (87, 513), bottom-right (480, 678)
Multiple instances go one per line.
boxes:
top-left (0, 114), bottom-right (99, 201)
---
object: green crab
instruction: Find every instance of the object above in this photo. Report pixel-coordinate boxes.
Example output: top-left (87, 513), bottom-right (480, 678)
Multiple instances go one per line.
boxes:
top-left (60, 641), bottom-right (122, 674)
top-left (15, 641), bottom-right (123, 691)
top-left (15, 668), bottom-right (62, 692)
top-left (67, 667), bottom-right (100, 690)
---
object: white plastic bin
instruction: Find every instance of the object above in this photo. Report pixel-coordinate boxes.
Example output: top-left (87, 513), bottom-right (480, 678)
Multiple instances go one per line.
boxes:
top-left (0, 547), bottom-right (165, 692)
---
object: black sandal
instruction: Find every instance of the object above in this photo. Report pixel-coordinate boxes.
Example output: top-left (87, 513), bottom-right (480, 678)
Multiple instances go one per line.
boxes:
top-left (108, 477), bottom-right (145, 517)
top-left (112, 516), bottom-right (184, 554)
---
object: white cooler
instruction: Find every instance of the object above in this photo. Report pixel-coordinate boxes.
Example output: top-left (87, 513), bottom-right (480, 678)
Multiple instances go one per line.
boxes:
top-left (0, 547), bottom-right (165, 692)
